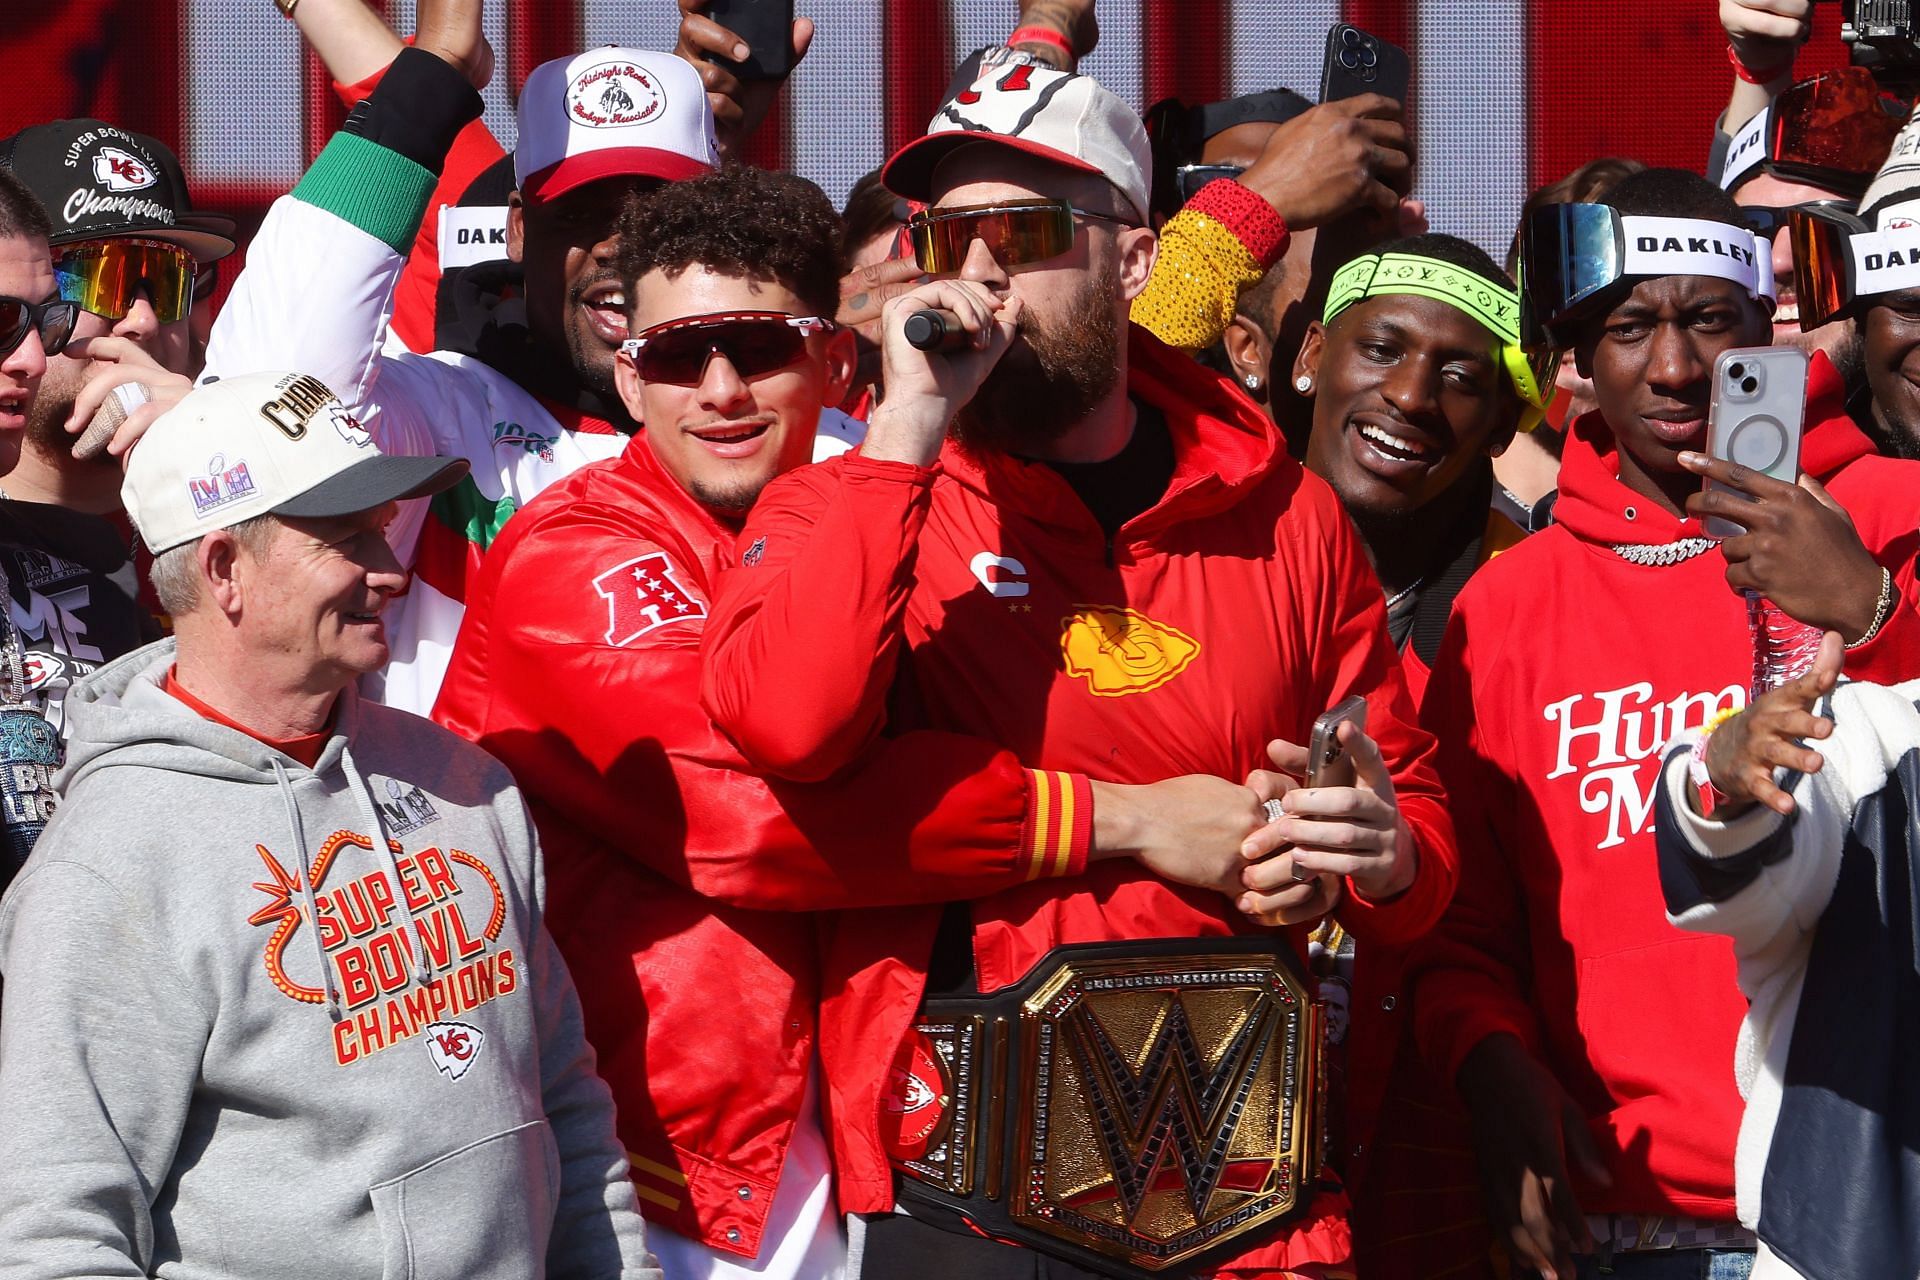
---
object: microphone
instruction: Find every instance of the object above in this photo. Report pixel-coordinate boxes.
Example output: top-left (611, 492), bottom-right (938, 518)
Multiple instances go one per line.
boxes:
top-left (903, 308), bottom-right (971, 353)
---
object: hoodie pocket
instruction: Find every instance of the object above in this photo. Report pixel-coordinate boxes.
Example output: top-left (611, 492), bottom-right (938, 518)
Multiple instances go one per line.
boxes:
top-left (371, 1119), bottom-right (562, 1280)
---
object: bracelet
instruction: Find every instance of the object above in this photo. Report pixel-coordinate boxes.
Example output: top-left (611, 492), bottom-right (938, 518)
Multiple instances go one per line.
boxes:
top-left (1727, 42), bottom-right (1793, 85)
top-left (1689, 706), bottom-right (1743, 817)
top-left (1008, 24), bottom-right (1074, 59)
top-left (1845, 566), bottom-right (1895, 651)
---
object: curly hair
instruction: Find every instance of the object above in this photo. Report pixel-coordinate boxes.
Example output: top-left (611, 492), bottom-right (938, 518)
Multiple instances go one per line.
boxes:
top-left (614, 163), bottom-right (843, 317)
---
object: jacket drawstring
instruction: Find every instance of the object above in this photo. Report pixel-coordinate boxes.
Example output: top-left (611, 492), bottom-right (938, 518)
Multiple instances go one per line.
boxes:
top-left (271, 758), bottom-right (342, 1021)
top-left (338, 744), bottom-right (433, 986)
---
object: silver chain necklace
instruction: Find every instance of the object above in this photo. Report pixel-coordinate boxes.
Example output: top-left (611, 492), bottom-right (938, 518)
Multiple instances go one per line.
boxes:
top-left (1384, 576), bottom-right (1427, 610)
top-left (1609, 537), bottom-right (1719, 567)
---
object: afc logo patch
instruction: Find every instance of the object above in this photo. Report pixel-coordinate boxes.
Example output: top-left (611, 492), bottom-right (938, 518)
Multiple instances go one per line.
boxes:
top-left (593, 551), bottom-right (707, 646)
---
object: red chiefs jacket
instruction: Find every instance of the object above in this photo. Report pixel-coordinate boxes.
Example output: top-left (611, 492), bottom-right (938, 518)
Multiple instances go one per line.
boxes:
top-left (1408, 363), bottom-right (1920, 1222)
top-left (701, 327), bottom-right (1458, 1272)
top-left (432, 433), bottom-right (1093, 1257)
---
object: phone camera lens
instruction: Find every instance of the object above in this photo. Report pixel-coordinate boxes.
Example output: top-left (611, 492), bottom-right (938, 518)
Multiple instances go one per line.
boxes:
top-left (1728, 363), bottom-right (1745, 379)
top-left (1359, 46), bottom-right (1378, 67)
top-left (1342, 28), bottom-right (1362, 45)
top-left (1742, 376), bottom-right (1758, 394)
top-left (1339, 50), bottom-right (1360, 69)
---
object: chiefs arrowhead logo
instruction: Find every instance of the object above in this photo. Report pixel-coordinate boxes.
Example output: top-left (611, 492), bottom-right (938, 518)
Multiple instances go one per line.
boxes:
top-left (879, 1028), bottom-right (951, 1162)
top-left (424, 1020), bottom-right (485, 1081)
top-left (91, 146), bottom-right (155, 193)
top-left (1060, 606), bottom-right (1200, 697)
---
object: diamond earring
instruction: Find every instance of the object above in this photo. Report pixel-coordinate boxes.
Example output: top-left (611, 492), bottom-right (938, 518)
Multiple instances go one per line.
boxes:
top-left (1295, 375), bottom-right (1312, 393)
top-left (1244, 374), bottom-right (1262, 391)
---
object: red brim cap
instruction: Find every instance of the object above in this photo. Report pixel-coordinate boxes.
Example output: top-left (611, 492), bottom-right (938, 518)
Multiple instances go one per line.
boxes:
top-left (520, 147), bottom-right (712, 203)
top-left (881, 132), bottom-right (1108, 205)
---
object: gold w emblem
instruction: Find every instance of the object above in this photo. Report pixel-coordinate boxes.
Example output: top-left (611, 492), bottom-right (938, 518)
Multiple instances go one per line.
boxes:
top-left (1012, 950), bottom-right (1321, 1271)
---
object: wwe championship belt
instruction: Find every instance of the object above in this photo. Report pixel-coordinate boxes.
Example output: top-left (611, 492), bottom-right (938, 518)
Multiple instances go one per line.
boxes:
top-left (886, 938), bottom-right (1327, 1277)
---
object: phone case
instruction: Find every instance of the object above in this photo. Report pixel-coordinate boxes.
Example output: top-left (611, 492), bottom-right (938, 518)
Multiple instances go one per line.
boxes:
top-left (1307, 695), bottom-right (1369, 789)
top-left (1321, 24), bottom-right (1411, 104)
top-left (1705, 346), bottom-right (1809, 539)
top-left (706, 0), bottom-right (795, 81)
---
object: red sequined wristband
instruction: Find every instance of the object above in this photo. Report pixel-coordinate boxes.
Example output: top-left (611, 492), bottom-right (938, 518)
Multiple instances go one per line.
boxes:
top-left (1008, 25), bottom-right (1074, 59)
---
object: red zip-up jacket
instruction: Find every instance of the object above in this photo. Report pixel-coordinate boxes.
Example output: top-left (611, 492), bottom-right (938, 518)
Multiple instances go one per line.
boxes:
top-left (432, 433), bottom-right (1094, 1256)
top-left (1408, 373), bottom-right (1920, 1221)
top-left (701, 327), bottom-right (1457, 1273)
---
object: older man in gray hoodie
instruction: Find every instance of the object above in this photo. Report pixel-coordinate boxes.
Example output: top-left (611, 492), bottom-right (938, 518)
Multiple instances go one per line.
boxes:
top-left (0, 371), bottom-right (658, 1279)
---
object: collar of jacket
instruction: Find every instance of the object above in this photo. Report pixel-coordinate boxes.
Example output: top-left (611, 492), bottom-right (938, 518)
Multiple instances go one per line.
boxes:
top-left (934, 324), bottom-right (1285, 551)
top-left (1553, 349), bottom-right (1862, 550)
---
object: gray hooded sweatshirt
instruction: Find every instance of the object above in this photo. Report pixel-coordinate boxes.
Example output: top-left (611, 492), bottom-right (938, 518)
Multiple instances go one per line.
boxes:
top-left (0, 641), bottom-right (659, 1280)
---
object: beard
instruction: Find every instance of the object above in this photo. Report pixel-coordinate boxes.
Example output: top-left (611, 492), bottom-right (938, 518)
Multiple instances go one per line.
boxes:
top-left (952, 266), bottom-right (1123, 456)
top-left (22, 359), bottom-right (114, 472)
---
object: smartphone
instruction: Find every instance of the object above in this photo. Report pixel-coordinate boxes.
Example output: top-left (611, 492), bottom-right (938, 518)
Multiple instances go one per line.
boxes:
top-left (1321, 24), bottom-right (1411, 105)
top-left (1704, 346), bottom-right (1810, 539)
top-left (1306, 696), bottom-right (1369, 789)
top-left (704, 0), bottom-right (794, 82)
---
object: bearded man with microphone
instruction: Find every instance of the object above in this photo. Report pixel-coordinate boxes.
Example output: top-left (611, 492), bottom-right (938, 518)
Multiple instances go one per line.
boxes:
top-left (698, 52), bottom-right (1456, 1279)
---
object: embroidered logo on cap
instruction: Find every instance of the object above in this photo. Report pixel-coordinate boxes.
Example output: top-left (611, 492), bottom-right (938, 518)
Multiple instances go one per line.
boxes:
top-left (188, 454), bottom-right (256, 518)
top-left (90, 146), bottom-right (155, 193)
top-left (566, 60), bottom-right (665, 129)
top-left (323, 402), bottom-right (371, 448)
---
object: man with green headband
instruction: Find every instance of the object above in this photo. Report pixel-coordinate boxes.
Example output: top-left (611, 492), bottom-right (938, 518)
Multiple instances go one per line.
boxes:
top-left (1296, 233), bottom-right (1547, 701)
top-left (1289, 232), bottom-right (1544, 1278)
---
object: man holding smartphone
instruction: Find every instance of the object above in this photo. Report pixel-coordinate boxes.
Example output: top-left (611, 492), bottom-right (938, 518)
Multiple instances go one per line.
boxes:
top-left (698, 60), bottom-right (1457, 1278)
top-left (1412, 168), bottom-right (1920, 1280)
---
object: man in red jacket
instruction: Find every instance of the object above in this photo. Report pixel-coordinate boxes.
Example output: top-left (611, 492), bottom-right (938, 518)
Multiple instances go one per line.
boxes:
top-left (698, 61), bottom-right (1455, 1279)
top-left (1411, 167), bottom-right (1920, 1280)
top-left (434, 163), bottom-right (1316, 1280)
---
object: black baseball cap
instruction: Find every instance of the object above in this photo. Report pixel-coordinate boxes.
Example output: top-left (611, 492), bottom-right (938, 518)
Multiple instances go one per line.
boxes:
top-left (0, 120), bottom-right (236, 263)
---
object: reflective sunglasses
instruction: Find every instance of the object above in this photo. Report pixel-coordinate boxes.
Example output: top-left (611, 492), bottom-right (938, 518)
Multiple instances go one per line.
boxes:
top-left (1781, 201), bottom-right (1920, 330)
top-left (0, 296), bottom-right (78, 359)
top-left (54, 238), bottom-right (195, 324)
top-left (1174, 163), bottom-right (1244, 205)
top-left (618, 311), bottom-right (835, 386)
top-left (907, 199), bottom-right (1134, 273)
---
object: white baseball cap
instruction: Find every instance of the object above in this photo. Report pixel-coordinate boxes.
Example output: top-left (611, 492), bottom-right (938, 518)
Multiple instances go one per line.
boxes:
top-left (123, 371), bottom-right (468, 554)
top-left (882, 55), bottom-right (1151, 224)
top-left (514, 48), bottom-right (718, 204)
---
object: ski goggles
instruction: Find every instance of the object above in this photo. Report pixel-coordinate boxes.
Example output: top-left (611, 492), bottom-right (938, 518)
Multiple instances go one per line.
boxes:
top-left (1324, 252), bottom-right (1551, 432)
top-left (1518, 204), bottom-right (1775, 350)
top-left (1720, 67), bottom-right (1904, 196)
top-left (618, 311), bottom-right (835, 386)
top-left (53, 238), bottom-right (195, 324)
top-left (1785, 201), bottom-right (1920, 328)
top-left (0, 296), bottom-right (78, 359)
top-left (907, 199), bottom-right (1135, 274)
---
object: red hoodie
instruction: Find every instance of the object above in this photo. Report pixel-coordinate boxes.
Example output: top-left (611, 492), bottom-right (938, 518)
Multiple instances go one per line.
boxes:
top-left (702, 327), bottom-right (1457, 1272)
top-left (1409, 357), bottom-right (1920, 1219)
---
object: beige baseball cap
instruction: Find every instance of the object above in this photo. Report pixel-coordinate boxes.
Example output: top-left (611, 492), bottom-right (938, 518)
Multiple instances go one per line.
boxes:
top-left (123, 371), bottom-right (467, 554)
top-left (882, 55), bottom-right (1152, 224)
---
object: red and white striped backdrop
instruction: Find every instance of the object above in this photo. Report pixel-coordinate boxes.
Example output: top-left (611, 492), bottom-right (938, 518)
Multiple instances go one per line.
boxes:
top-left (2, 1), bottom-right (1856, 280)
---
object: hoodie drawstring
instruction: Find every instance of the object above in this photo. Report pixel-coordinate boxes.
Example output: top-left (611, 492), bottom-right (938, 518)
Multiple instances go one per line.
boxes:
top-left (270, 758), bottom-right (342, 1021)
top-left (338, 744), bottom-right (433, 986)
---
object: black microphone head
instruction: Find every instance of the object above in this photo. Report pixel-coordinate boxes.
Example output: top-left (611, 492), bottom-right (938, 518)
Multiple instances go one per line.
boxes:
top-left (903, 309), bottom-right (944, 351)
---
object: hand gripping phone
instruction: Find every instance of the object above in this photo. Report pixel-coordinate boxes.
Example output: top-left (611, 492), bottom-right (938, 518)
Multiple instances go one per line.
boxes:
top-left (1321, 24), bottom-right (1411, 105)
top-left (1306, 695), bottom-right (1370, 789)
top-left (703, 0), bottom-right (795, 81)
top-left (1704, 346), bottom-right (1810, 539)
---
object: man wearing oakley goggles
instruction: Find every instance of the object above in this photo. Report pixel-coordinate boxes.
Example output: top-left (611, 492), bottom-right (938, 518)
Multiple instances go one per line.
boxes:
top-left (1412, 169), bottom-right (1920, 1280)
top-left (202, 0), bottom-right (746, 717)
top-left (438, 162), bottom-right (1300, 1280)
top-left (0, 121), bottom-right (234, 522)
top-left (702, 60), bottom-right (1454, 1280)
top-left (1783, 105), bottom-right (1920, 460)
